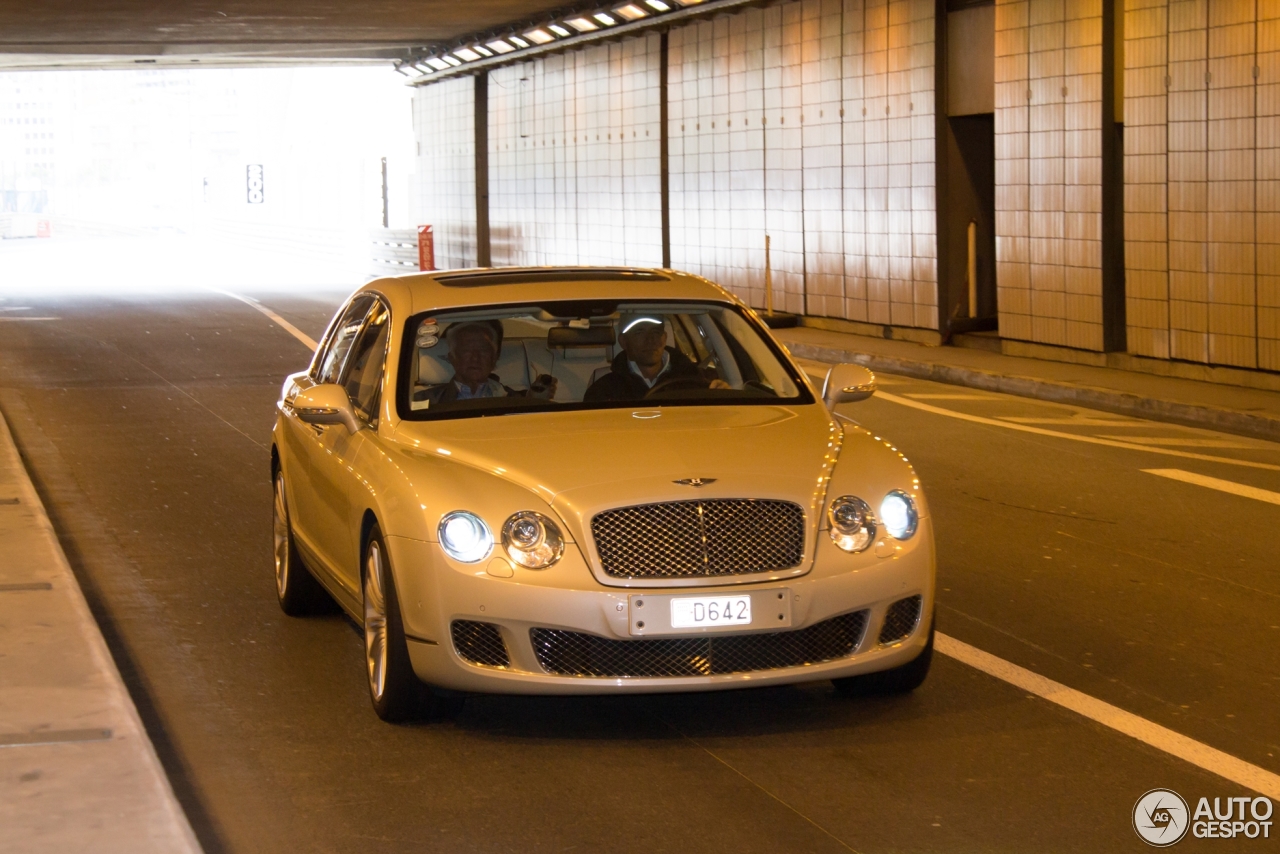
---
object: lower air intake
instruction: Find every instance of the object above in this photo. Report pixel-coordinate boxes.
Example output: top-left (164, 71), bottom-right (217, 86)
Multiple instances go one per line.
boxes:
top-left (451, 620), bottom-right (510, 668)
top-left (878, 595), bottom-right (923, 645)
top-left (530, 610), bottom-right (868, 678)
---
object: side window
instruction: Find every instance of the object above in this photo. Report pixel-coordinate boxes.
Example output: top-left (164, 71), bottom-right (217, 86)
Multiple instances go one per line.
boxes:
top-left (341, 300), bottom-right (391, 422)
top-left (314, 295), bottom-right (375, 384)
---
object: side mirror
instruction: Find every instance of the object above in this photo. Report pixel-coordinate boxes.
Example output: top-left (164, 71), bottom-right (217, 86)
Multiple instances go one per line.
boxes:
top-left (822, 363), bottom-right (876, 408)
top-left (293, 383), bottom-right (361, 434)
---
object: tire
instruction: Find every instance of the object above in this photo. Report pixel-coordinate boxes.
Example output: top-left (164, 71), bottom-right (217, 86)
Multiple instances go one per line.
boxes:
top-left (273, 470), bottom-right (328, 616)
top-left (362, 525), bottom-right (425, 722)
top-left (832, 616), bottom-right (934, 697)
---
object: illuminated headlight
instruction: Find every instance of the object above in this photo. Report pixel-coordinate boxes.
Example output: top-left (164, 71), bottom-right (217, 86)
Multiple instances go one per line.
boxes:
top-left (880, 490), bottom-right (918, 539)
top-left (502, 511), bottom-right (565, 569)
top-left (438, 511), bottom-right (493, 563)
top-left (828, 495), bottom-right (875, 553)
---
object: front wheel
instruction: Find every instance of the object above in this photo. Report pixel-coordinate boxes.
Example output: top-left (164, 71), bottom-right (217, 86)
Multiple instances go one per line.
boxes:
top-left (363, 525), bottom-right (424, 722)
top-left (273, 470), bottom-right (327, 616)
top-left (832, 617), bottom-right (934, 697)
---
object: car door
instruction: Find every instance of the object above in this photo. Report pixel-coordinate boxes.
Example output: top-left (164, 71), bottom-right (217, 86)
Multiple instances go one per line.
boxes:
top-left (287, 294), bottom-right (374, 580)
top-left (307, 297), bottom-right (391, 593)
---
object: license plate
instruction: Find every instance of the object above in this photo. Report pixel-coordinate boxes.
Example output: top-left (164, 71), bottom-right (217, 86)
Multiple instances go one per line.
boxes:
top-left (670, 595), bottom-right (752, 629)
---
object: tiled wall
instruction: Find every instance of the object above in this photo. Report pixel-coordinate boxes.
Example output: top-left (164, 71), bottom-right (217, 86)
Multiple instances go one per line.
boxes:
top-left (995, 0), bottom-right (1105, 350)
top-left (487, 35), bottom-right (664, 267)
top-left (669, 0), bottom-right (937, 323)
top-left (1123, 0), bottom-right (1279, 370)
top-left (413, 77), bottom-right (476, 269)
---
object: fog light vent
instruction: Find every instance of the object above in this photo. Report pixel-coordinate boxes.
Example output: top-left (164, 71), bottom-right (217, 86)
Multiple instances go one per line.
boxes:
top-left (878, 595), bottom-right (922, 645)
top-left (451, 620), bottom-right (510, 668)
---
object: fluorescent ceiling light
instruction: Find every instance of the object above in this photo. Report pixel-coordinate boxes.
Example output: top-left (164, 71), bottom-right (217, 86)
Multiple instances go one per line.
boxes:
top-left (524, 28), bottom-right (555, 44)
top-left (473, 44), bottom-right (494, 57)
top-left (549, 24), bottom-right (572, 36)
top-left (486, 40), bottom-right (516, 54)
top-left (615, 4), bottom-right (648, 19)
top-left (443, 55), bottom-right (463, 66)
top-left (566, 16), bottom-right (599, 31)
top-left (454, 47), bottom-right (482, 62)
top-left (645, 0), bottom-right (671, 9)
top-left (509, 35), bottom-right (530, 47)
top-left (594, 12), bottom-right (618, 24)
top-left (426, 57), bottom-right (451, 70)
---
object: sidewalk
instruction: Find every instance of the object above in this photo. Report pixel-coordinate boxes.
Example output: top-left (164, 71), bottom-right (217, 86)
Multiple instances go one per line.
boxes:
top-left (0, 413), bottom-right (200, 853)
top-left (774, 326), bottom-right (1280, 443)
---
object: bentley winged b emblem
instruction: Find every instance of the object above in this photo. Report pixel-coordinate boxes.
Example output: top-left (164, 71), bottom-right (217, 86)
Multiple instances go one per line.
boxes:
top-left (673, 477), bottom-right (717, 488)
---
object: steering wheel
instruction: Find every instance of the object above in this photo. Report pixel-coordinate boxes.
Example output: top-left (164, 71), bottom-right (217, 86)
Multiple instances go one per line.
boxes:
top-left (644, 376), bottom-right (712, 397)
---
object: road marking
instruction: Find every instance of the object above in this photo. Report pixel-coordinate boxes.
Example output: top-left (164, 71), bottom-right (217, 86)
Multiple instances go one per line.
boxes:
top-left (904, 393), bottom-right (1006, 400)
top-left (1142, 468), bottom-right (1280, 505)
top-left (999, 416), bottom-right (1147, 426)
top-left (0, 316), bottom-right (59, 321)
top-left (1101, 436), bottom-right (1256, 449)
top-left (937, 633), bottom-right (1280, 799)
top-left (0, 728), bottom-right (113, 748)
top-left (876, 390), bottom-right (1280, 472)
top-left (214, 289), bottom-right (318, 350)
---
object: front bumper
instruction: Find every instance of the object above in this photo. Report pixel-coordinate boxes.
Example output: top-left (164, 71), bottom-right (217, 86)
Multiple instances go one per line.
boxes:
top-left (385, 524), bottom-right (935, 695)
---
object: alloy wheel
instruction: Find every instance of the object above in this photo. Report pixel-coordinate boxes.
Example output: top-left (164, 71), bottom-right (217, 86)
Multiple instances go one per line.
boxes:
top-left (363, 541), bottom-right (389, 702)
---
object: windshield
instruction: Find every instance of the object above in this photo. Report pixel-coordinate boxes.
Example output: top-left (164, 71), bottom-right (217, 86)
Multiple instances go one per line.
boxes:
top-left (396, 300), bottom-right (812, 420)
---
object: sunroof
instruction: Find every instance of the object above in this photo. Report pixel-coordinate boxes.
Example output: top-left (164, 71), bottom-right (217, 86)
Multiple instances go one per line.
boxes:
top-left (433, 268), bottom-right (671, 287)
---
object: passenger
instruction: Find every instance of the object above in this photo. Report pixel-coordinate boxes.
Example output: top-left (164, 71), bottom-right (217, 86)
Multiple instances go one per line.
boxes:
top-left (584, 313), bottom-right (725, 402)
top-left (415, 321), bottom-right (556, 406)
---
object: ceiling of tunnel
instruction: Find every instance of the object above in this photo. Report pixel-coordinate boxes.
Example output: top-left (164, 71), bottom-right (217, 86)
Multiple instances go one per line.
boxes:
top-left (0, 0), bottom-right (574, 69)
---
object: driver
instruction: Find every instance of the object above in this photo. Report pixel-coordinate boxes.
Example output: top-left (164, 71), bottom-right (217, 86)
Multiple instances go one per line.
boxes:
top-left (584, 313), bottom-right (723, 402)
top-left (415, 321), bottom-right (556, 406)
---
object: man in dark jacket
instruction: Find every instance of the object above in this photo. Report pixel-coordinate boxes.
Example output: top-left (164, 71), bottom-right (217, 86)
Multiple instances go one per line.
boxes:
top-left (584, 313), bottom-right (719, 402)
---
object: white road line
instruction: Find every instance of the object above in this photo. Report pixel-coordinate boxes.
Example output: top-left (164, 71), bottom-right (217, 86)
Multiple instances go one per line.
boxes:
top-left (1101, 436), bottom-right (1256, 449)
top-left (876, 390), bottom-right (1280, 472)
top-left (213, 289), bottom-right (318, 350)
top-left (936, 633), bottom-right (1280, 799)
top-left (1142, 468), bottom-right (1280, 505)
top-left (0, 316), bottom-right (59, 322)
top-left (904, 393), bottom-right (1006, 401)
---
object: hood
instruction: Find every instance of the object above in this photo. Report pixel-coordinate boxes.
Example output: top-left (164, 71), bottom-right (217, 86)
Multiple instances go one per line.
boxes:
top-left (393, 404), bottom-right (842, 542)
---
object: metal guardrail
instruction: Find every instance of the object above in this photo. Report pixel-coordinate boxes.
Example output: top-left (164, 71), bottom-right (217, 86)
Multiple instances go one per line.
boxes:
top-left (370, 228), bottom-right (420, 278)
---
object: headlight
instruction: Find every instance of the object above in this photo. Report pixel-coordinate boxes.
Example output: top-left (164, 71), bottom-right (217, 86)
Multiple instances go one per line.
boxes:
top-left (880, 490), bottom-right (918, 539)
top-left (438, 511), bottom-right (493, 563)
top-left (828, 495), bottom-right (875, 553)
top-left (502, 511), bottom-right (565, 569)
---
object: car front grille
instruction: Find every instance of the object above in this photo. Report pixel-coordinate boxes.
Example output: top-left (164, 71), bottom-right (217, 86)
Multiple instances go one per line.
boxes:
top-left (451, 620), bottom-right (510, 668)
top-left (590, 499), bottom-right (805, 579)
top-left (878, 595), bottom-right (923, 645)
top-left (530, 610), bottom-right (868, 678)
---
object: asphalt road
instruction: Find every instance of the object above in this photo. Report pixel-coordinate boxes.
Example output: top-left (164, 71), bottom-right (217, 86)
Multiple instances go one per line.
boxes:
top-left (0, 287), bottom-right (1276, 853)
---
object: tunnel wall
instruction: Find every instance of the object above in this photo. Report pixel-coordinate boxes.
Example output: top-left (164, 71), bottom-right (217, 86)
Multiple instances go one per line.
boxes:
top-left (669, 0), bottom-right (937, 323)
top-left (413, 76), bottom-right (477, 269)
top-left (487, 35), bottom-right (665, 267)
top-left (410, 0), bottom-right (1280, 374)
top-left (994, 0), bottom-right (1106, 351)
top-left (1123, 0), bottom-right (1280, 371)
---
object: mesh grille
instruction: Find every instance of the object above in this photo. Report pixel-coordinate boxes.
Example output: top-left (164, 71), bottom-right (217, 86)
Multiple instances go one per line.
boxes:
top-left (878, 595), bottom-right (923, 645)
top-left (591, 499), bottom-right (805, 579)
top-left (530, 610), bottom-right (868, 678)
top-left (451, 620), bottom-right (510, 668)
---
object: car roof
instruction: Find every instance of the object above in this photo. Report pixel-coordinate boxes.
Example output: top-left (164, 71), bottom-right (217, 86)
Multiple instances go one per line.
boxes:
top-left (361, 267), bottom-right (740, 315)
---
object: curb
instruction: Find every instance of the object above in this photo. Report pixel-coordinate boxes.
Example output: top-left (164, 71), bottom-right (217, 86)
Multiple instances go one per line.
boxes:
top-left (0, 411), bottom-right (202, 854)
top-left (783, 340), bottom-right (1280, 445)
